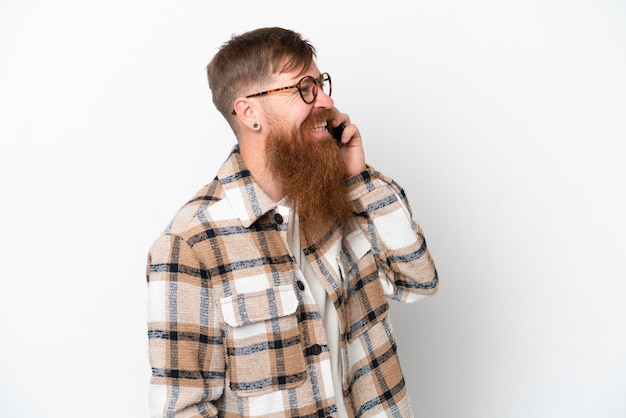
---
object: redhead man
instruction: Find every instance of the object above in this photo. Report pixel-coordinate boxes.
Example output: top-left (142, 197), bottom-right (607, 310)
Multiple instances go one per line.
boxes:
top-left (146, 27), bottom-right (438, 417)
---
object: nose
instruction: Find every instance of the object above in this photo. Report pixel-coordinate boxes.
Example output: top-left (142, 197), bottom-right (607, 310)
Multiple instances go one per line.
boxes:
top-left (314, 89), bottom-right (334, 108)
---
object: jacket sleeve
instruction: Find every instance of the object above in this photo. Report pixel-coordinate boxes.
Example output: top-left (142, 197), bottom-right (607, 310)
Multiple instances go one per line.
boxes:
top-left (345, 166), bottom-right (439, 303)
top-left (146, 233), bottom-right (224, 417)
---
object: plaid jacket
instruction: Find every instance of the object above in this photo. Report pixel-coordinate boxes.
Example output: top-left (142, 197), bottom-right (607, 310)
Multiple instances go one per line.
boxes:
top-left (147, 146), bottom-right (438, 417)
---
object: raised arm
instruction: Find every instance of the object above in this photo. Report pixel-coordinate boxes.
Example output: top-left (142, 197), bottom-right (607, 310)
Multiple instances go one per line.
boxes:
top-left (346, 167), bottom-right (439, 302)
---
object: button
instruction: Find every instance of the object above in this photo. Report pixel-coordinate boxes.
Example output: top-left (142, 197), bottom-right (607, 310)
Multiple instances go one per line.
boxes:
top-left (273, 213), bottom-right (284, 224)
top-left (296, 280), bottom-right (305, 291)
top-left (310, 344), bottom-right (322, 355)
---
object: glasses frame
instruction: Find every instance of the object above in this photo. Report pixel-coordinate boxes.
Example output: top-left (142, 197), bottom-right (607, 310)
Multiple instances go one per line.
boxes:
top-left (245, 72), bottom-right (332, 104)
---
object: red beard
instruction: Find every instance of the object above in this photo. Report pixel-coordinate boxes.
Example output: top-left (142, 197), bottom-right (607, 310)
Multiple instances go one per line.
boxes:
top-left (265, 109), bottom-right (352, 240)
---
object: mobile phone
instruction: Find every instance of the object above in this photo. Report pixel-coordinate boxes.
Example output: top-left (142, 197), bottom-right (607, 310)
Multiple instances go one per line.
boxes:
top-left (330, 124), bottom-right (345, 147)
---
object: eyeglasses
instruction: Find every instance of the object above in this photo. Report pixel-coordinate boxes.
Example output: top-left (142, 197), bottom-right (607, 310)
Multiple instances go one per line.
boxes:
top-left (246, 72), bottom-right (332, 104)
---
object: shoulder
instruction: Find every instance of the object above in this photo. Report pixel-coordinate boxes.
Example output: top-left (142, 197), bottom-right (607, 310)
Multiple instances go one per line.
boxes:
top-left (163, 177), bottom-right (227, 238)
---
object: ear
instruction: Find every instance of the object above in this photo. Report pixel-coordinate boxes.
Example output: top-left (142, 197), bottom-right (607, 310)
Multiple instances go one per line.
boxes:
top-left (233, 98), bottom-right (262, 131)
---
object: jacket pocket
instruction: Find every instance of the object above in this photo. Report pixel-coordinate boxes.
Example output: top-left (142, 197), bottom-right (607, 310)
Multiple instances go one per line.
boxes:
top-left (219, 285), bottom-right (306, 396)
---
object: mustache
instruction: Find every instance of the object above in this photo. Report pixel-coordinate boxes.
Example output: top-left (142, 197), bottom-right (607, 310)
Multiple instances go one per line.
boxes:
top-left (301, 108), bottom-right (337, 131)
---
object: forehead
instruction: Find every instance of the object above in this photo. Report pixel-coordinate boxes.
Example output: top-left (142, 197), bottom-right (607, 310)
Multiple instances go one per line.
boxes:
top-left (271, 64), bottom-right (321, 85)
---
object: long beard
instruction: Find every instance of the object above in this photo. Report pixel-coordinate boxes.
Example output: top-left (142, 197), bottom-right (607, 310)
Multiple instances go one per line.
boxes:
top-left (265, 109), bottom-right (352, 240)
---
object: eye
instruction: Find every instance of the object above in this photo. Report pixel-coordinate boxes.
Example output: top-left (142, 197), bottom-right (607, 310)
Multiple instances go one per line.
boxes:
top-left (299, 77), bottom-right (316, 98)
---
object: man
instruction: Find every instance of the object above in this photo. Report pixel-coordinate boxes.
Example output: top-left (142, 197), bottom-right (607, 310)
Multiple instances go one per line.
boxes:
top-left (146, 27), bottom-right (438, 417)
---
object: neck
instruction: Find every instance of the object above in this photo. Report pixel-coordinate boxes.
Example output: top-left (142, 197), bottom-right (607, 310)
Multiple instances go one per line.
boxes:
top-left (239, 139), bottom-right (284, 202)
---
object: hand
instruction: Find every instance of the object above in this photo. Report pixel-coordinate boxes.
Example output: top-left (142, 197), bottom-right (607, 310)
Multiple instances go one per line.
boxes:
top-left (329, 109), bottom-right (367, 177)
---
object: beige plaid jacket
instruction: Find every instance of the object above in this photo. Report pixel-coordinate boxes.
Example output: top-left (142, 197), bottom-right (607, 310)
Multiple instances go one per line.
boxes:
top-left (147, 146), bottom-right (438, 417)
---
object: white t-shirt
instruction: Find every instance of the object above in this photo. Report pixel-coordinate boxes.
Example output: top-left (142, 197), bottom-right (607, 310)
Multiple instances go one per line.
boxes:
top-left (283, 202), bottom-right (349, 418)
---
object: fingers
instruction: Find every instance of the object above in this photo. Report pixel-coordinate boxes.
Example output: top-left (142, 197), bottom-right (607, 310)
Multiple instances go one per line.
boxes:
top-left (330, 109), bottom-right (358, 146)
top-left (330, 108), bottom-right (366, 176)
top-left (330, 109), bottom-right (350, 131)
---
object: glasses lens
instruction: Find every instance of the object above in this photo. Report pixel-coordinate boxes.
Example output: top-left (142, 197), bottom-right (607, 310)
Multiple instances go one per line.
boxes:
top-left (298, 74), bottom-right (331, 103)
top-left (321, 73), bottom-right (331, 96)
top-left (299, 76), bottom-right (316, 103)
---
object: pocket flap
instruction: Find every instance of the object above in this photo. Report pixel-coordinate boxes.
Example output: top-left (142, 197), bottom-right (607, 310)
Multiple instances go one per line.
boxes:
top-left (220, 285), bottom-right (298, 327)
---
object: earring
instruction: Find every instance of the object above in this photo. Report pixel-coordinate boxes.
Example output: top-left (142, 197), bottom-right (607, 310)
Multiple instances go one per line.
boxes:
top-left (252, 121), bottom-right (261, 131)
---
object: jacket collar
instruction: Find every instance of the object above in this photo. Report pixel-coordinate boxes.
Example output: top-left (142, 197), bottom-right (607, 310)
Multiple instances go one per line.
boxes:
top-left (217, 145), bottom-right (278, 228)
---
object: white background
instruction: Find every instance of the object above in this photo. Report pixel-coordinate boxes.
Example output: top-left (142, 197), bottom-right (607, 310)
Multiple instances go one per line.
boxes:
top-left (1, 1), bottom-right (625, 417)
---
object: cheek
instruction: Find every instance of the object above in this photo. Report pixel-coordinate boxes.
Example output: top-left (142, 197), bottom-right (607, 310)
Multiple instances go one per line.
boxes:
top-left (268, 99), bottom-right (312, 128)
top-left (282, 111), bottom-right (310, 130)
top-left (283, 99), bottom-right (311, 123)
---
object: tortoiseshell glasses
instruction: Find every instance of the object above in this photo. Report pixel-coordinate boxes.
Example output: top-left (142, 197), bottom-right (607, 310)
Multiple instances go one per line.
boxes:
top-left (246, 72), bottom-right (332, 104)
